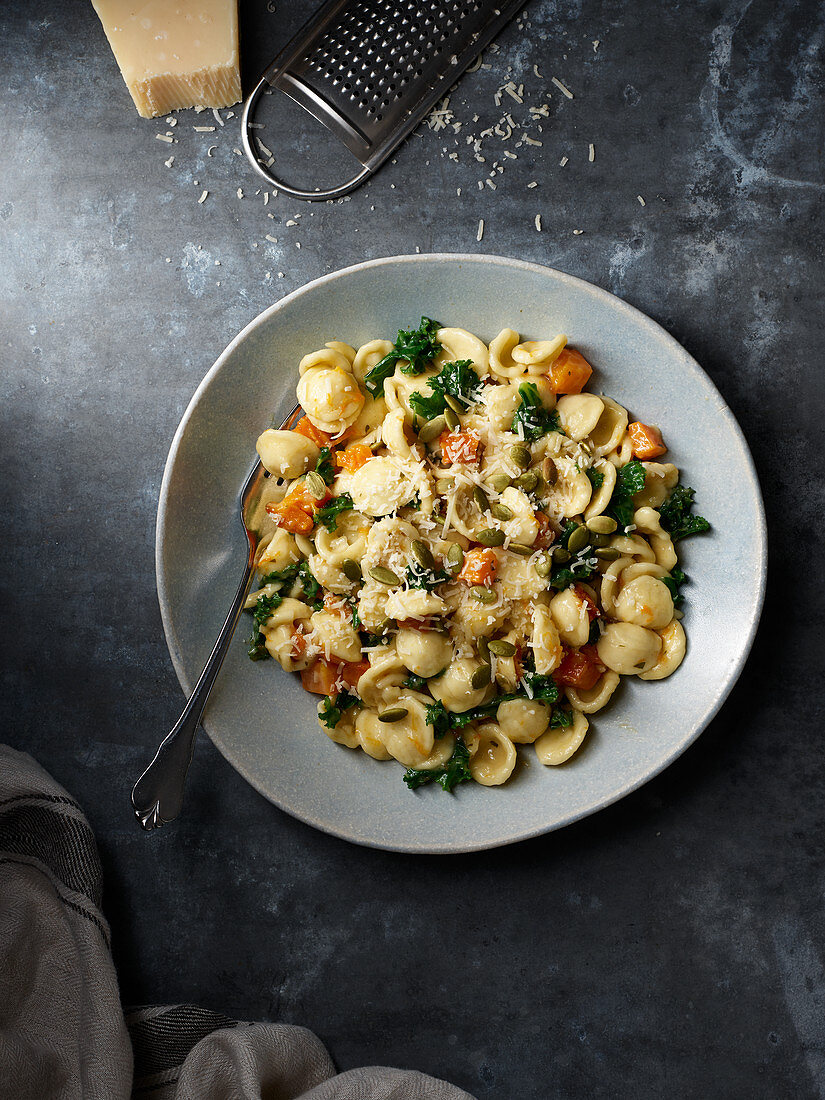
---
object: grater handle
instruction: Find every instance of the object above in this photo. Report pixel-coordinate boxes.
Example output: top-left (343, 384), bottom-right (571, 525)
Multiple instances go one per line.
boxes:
top-left (241, 75), bottom-right (371, 202)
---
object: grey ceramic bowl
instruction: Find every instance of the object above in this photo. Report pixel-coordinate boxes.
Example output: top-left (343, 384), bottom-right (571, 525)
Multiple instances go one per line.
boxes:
top-left (156, 254), bottom-right (766, 853)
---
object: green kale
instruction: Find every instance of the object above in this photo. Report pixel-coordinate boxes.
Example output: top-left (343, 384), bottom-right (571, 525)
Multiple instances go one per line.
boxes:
top-left (247, 591), bottom-right (284, 660)
top-left (403, 737), bottom-right (472, 792)
top-left (364, 317), bottom-right (442, 395)
top-left (521, 673), bottom-right (560, 704)
top-left (409, 358), bottom-right (483, 421)
top-left (550, 706), bottom-right (573, 728)
top-left (606, 459), bottom-right (647, 529)
top-left (315, 446), bottom-right (335, 486)
top-left (586, 467), bottom-right (604, 491)
top-left (661, 565), bottom-right (687, 608)
top-left (424, 698), bottom-right (452, 738)
top-left (550, 558), bottom-right (596, 590)
top-left (315, 493), bottom-right (354, 531)
top-left (260, 560), bottom-right (322, 608)
top-left (403, 673), bottom-right (428, 690)
top-left (405, 565), bottom-right (450, 590)
top-left (659, 485), bottom-right (711, 541)
top-left (318, 691), bottom-right (358, 730)
top-left (512, 382), bottom-right (562, 442)
top-left (360, 631), bottom-right (391, 648)
top-left (348, 599), bottom-right (361, 630)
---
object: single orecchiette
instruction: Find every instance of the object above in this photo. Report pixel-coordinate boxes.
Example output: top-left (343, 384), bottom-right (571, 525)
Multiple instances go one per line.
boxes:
top-left (465, 723), bottom-right (518, 785)
top-left (256, 428), bottom-right (319, 479)
top-left (534, 710), bottom-right (589, 765)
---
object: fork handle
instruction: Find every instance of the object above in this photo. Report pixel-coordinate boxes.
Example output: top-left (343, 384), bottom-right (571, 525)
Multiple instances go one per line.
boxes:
top-left (131, 558), bottom-right (256, 830)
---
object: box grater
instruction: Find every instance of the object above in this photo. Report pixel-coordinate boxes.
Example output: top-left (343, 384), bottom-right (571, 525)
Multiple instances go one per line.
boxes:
top-left (241, 0), bottom-right (526, 200)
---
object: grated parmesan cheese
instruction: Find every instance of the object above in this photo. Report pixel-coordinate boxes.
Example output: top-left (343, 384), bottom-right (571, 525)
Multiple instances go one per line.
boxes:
top-left (551, 76), bottom-right (574, 100)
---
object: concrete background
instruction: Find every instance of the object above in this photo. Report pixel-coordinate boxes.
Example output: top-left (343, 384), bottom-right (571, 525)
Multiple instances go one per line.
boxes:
top-left (2, 0), bottom-right (824, 1096)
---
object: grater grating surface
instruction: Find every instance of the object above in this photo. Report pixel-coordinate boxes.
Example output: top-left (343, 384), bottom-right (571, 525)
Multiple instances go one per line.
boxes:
top-left (241, 0), bottom-right (526, 200)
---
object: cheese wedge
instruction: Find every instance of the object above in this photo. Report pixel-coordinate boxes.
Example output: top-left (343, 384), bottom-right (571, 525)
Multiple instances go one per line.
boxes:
top-left (91, 1), bottom-right (241, 118)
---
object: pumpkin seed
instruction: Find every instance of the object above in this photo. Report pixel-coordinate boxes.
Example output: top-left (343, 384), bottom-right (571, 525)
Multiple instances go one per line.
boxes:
top-left (446, 544), bottom-right (464, 573)
top-left (411, 539), bottom-right (435, 571)
top-left (444, 393), bottom-right (465, 415)
top-left (595, 547), bottom-right (622, 561)
top-left (566, 525), bottom-right (589, 554)
top-left (473, 486), bottom-right (490, 513)
top-left (471, 664), bottom-right (491, 689)
top-left (478, 637), bottom-right (490, 662)
top-left (589, 531), bottom-right (609, 549)
top-left (535, 556), bottom-right (553, 578)
top-left (476, 528), bottom-right (506, 547)
top-left (488, 639), bottom-right (517, 657)
top-left (378, 708), bottom-right (409, 723)
top-left (552, 547), bottom-right (571, 565)
top-left (341, 558), bottom-right (362, 582)
top-left (435, 477), bottom-right (454, 494)
top-left (514, 471), bottom-right (538, 493)
top-left (489, 473), bottom-right (512, 493)
top-left (511, 442), bottom-right (532, 469)
top-left (586, 514), bottom-right (618, 534)
top-left (542, 456), bottom-right (558, 486)
top-left (490, 502), bottom-right (514, 521)
top-left (470, 585), bottom-right (497, 603)
top-left (369, 565), bottom-right (401, 586)
top-left (444, 406), bottom-right (460, 431)
top-left (305, 470), bottom-right (328, 500)
top-left (509, 542), bottom-right (533, 557)
top-left (418, 415), bottom-right (447, 443)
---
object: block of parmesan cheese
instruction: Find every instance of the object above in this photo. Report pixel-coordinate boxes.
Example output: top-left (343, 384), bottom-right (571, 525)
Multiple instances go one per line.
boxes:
top-left (91, 1), bottom-right (241, 118)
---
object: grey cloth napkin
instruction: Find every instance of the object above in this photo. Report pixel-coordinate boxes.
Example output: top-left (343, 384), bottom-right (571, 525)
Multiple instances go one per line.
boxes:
top-left (0, 746), bottom-right (475, 1100)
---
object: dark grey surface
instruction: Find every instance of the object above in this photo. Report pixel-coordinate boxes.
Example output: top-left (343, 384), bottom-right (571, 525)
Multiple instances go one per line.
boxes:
top-left (2, 1), bottom-right (823, 1097)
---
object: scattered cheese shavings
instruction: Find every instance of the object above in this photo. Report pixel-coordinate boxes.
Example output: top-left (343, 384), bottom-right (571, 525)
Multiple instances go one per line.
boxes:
top-left (164, 156), bottom-right (175, 168)
top-left (193, 126), bottom-right (216, 132)
top-left (593, 39), bottom-right (600, 52)
top-left (286, 219), bottom-right (297, 226)
top-left (207, 145), bottom-right (217, 157)
top-left (560, 155), bottom-right (569, 167)
top-left (265, 234), bottom-right (278, 243)
top-left (236, 187), bottom-right (243, 199)
top-left (212, 108), bottom-right (224, 127)
top-left (533, 64), bottom-right (543, 78)
top-left (198, 190), bottom-right (208, 204)
top-left (485, 179), bottom-right (497, 190)
top-left (637, 195), bottom-right (646, 206)
top-left (589, 143), bottom-right (595, 162)
top-left (523, 136), bottom-right (542, 146)
top-left (573, 229), bottom-right (584, 235)
top-left (527, 180), bottom-right (538, 188)
top-left (477, 219), bottom-right (484, 242)
top-left (263, 192), bottom-right (269, 206)
top-left (551, 76), bottom-right (574, 99)
top-left (165, 116), bottom-right (177, 126)
top-left (155, 133), bottom-right (174, 143)
top-left (535, 214), bottom-right (542, 232)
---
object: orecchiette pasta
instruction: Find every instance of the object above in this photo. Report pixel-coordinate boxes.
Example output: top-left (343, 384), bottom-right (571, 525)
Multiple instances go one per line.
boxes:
top-left (246, 317), bottom-right (710, 792)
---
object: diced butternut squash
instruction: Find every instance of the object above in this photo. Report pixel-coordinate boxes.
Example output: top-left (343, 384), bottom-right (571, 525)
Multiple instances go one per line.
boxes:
top-left (550, 348), bottom-right (593, 394)
top-left (627, 421), bottom-right (667, 459)
top-left (265, 500), bottom-right (315, 535)
top-left (440, 429), bottom-right (483, 466)
top-left (301, 658), bottom-right (340, 695)
top-left (293, 416), bottom-right (333, 448)
top-left (458, 548), bottom-right (498, 587)
top-left (334, 444), bottom-right (372, 472)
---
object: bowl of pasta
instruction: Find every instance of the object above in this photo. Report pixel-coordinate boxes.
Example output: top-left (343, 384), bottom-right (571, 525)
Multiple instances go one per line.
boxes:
top-left (157, 254), bottom-right (765, 852)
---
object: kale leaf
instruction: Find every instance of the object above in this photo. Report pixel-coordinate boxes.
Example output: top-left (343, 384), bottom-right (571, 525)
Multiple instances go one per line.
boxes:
top-left (405, 564), bottom-right (450, 591)
top-left (425, 698), bottom-right (452, 738)
top-left (550, 706), bottom-right (573, 728)
top-left (318, 691), bottom-right (358, 730)
top-left (658, 485), bottom-right (711, 541)
top-left (315, 493), bottom-right (354, 531)
top-left (364, 317), bottom-right (442, 395)
top-left (315, 446), bottom-right (335, 486)
top-left (403, 673), bottom-right (428, 690)
top-left (409, 359), bottom-right (483, 421)
top-left (247, 591), bottom-right (284, 660)
top-left (661, 565), bottom-right (687, 608)
top-left (260, 560), bottom-right (323, 608)
top-left (606, 459), bottom-right (647, 529)
top-left (512, 382), bottom-right (562, 442)
top-left (586, 467), bottom-right (604, 491)
top-left (403, 738), bottom-right (472, 792)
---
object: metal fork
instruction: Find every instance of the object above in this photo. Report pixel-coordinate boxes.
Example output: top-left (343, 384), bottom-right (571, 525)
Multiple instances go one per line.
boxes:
top-left (131, 403), bottom-right (302, 830)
